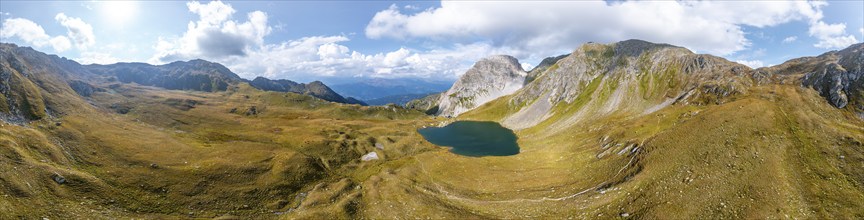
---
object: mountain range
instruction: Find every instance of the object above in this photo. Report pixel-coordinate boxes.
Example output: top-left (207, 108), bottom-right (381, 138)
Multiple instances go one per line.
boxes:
top-left (1, 40), bottom-right (863, 219)
top-left (329, 77), bottom-right (452, 102)
top-left (414, 40), bottom-right (863, 123)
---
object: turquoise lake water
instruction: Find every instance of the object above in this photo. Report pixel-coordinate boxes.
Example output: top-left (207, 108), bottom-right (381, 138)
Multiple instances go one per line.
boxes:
top-left (418, 121), bottom-right (519, 157)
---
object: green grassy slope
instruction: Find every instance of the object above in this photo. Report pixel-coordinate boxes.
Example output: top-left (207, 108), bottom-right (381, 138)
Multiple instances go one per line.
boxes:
top-left (0, 81), bottom-right (442, 219)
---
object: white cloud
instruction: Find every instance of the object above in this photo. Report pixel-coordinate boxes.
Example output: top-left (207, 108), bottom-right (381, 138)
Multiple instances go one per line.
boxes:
top-left (0, 17), bottom-right (71, 52)
top-left (187, 0), bottom-right (235, 27)
top-left (151, 1), bottom-right (515, 81)
top-left (75, 52), bottom-right (119, 64)
top-left (809, 21), bottom-right (858, 48)
top-left (383, 48), bottom-right (411, 67)
top-left (813, 35), bottom-right (858, 49)
top-left (366, 1), bottom-right (828, 57)
top-left (151, 0), bottom-right (271, 63)
top-left (55, 13), bottom-right (95, 50)
top-left (736, 60), bottom-right (765, 68)
top-left (809, 21), bottom-right (846, 37)
top-left (782, 36), bottom-right (797, 43)
top-left (217, 35), bottom-right (520, 81)
top-left (317, 43), bottom-right (350, 60)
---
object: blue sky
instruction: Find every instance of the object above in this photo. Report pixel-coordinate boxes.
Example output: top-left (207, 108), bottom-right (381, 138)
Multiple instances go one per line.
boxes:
top-left (1, 1), bottom-right (862, 83)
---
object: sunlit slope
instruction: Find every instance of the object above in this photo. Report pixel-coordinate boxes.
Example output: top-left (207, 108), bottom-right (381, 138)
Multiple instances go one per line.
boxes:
top-left (356, 41), bottom-right (864, 218)
top-left (360, 85), bottom-right (863, 219)
top-left (0, 43), bottom-right (440, 219)
top-left (461, 40), bottom-right (753, 129)
top-left (1, 81), bottom-right (441, 218)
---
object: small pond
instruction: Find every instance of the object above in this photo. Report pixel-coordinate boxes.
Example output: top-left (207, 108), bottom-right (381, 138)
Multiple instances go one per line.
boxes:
top-left (418, 121), bottom-right (519, 157)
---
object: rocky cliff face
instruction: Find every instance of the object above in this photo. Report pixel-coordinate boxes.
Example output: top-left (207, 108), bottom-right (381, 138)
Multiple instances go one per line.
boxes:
top-left (436, 55), bottom-right (527, 117)
top-left (799, 43), bottom-right (863, 116)
top-left (750, 43), bottom-right (864, 117)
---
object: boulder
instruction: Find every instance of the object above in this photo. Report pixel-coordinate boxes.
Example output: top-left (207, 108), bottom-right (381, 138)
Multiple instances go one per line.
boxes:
top-left (361, 152), bottom-right (379, 161)
top-left (51, 173), bottom-right (66, 184)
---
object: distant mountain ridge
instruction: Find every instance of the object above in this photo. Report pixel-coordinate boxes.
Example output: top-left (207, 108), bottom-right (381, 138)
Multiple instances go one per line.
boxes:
top-left (249, 77), bottom-right (366, 105)
top-left (364, 93), bottom-right (434, 106)
top-left (86, 59), bottom-right (242, 92)
top-left (86, 60), bottom-right (362, 104)
top-left (0, 42), bottom-right (362, 124)
top-left (329, 77), bottom-right (452, 101)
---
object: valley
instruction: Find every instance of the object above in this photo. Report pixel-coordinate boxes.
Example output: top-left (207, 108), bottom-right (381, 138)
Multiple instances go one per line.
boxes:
top-left (1, 39), bottom-right (863, 219)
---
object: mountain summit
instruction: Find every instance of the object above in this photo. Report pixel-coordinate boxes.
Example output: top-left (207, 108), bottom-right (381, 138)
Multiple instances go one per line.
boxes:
top-left (436, 55), bottom-right (527, 117)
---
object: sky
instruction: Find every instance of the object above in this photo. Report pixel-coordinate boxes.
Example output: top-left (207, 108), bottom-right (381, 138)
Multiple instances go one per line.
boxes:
top-left (1, 0), bottom-right (862, 83)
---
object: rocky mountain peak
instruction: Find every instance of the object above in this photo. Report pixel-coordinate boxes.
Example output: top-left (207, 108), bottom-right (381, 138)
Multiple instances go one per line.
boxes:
top-left (163, 59), bottom-right (242, 80)
top-left (436, 55), bottom-right (528, 117)
top-left (478, 55), bottom-right (525, 73)
top-left (613, 39), bottom-right (686, 57)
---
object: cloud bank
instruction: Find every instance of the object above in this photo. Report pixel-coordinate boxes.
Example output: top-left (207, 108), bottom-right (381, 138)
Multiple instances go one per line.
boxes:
top-left (151, 1), bottom-right (271, 62)
top-left (366, 1), bottom-right (858, 56)
top-left (1, 13), bottom-right (97, 53)
top-left (1, 18), bottom-right (72, 52)
top-left (152, 1), bottom-right (521, 81)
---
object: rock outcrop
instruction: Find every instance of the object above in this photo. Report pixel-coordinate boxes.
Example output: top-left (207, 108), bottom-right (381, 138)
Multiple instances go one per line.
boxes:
top-left (525, 54), bottom-right (568, 84)
top-left (405, 93), bottom-right (441, 115)
top-left (68, 80), bottom-right (102, 97)
top-left (799, 43), bottom-right (863, 114)
top-left (436, 55), bottom-right (527, 117)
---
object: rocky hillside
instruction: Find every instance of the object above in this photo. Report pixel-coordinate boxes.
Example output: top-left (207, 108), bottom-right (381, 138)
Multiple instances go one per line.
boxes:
top-left (0, 43), bottom-right (97, 122)
top-left (439, 40), bottom-right (864, 219)
top-left (760, 42), bottom-right (864, 117)
top-left (460, 40), bottom-right (863, 130)
top-left (0, 42), bottom-right (432, 219)
top-left (405, 93), bottom-right (441, 115)
top-left (249, 77), bottom-right (365, 105)
top-left (365, 93), bottom-right (433, 106)
top-left (436, 55), bottom-right (527, 117)
top-left (509, 40), bottom-right (750, 129)
top-left (525, 53), bottom-right (568, 84)
top-left (329, 77), bottom-right (452, 101)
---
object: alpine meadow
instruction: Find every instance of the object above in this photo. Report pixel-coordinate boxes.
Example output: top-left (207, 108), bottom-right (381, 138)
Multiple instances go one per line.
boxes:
top-left (1, 1), bottom-right (864, 219)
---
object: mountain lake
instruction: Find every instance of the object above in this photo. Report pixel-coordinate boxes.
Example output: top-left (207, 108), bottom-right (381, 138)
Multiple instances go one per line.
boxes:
top-left (418, 121), bottom-right (520, 157)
